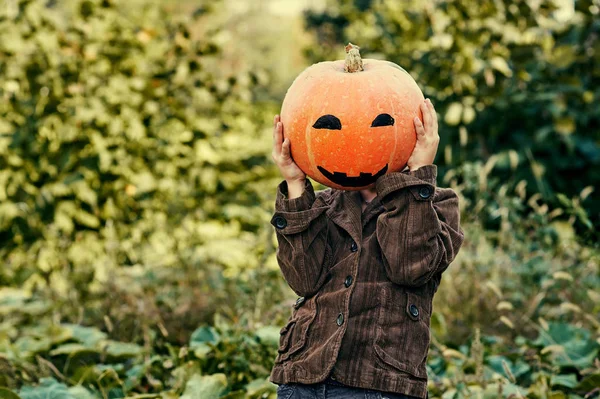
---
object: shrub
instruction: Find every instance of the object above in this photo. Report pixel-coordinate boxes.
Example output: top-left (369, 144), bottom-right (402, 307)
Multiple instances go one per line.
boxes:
top-left (0, 0), bottom-right (278, 304)
top-left (304, 0), bottom-right (600, 241)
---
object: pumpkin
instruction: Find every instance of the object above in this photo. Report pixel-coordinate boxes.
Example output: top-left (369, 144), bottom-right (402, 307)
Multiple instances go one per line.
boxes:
top-left (280, 43), bottom-right (424, 190)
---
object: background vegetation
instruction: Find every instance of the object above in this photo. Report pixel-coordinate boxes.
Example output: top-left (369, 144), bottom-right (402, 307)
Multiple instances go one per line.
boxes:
top-left (0, 0), bottom-right (598, 398)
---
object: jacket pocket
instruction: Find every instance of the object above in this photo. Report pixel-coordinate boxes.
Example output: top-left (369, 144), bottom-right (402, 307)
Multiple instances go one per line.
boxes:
top-left (277, 320), bottom-right (296, 354)
top-left (276, 293), bottom-right (319, 363)
top-left (374, 286), bottom-right (430, 379)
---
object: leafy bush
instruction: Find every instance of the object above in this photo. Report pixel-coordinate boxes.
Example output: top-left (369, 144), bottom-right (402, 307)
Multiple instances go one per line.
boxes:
top-left (0, 0), bottom-right (283, 394)
top-left (304, 0), bottom-right (600, 241)
top-left (0, 0), bottom-right (279, 310)
top-left (0, 0), bottom-right (599, 398)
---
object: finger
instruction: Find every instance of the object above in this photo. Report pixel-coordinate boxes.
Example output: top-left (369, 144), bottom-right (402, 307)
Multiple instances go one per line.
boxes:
top-left (273, 121), bottom-right (283, 157)
top-left (414, 117), bottom-right (425, 137)
top-left (278, 121), bottom-right (285, 154)
top-left (281, 137), bottom-right (291, 160)
top-left (272, 122), bottom-right (279, 157)
top-left (421, 100), bottom-right (432, 134)
top-left (426, 99), bottom-right (438, 129)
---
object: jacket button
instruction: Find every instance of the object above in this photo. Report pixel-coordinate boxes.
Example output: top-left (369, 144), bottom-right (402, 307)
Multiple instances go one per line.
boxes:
top-left (350, 241), bottom-right (358, 252)
top-left (409, 304), bottom-right (419, 318)
top-left (273, 216), bottom-right (287, 229)
top-left (295, 297), bottom-right (305, 308)
top-left (418, 186), bottom-right (432, 199)
top-left (336, 313), bottom-right (344, 326)
top-left (344, 275), bottom-right (353, 288)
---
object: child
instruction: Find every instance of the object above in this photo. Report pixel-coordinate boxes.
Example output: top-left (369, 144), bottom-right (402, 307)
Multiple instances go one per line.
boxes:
top-left (270, 99), bottom-right (464, 399)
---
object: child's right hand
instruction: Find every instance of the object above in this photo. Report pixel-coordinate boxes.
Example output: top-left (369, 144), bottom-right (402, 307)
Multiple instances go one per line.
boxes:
top-left (271, 115), bottom-right (306, 185)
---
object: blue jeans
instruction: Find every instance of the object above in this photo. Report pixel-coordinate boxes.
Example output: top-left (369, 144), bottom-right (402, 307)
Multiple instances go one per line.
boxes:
top-left (276, 378), bottom-right (420, 399)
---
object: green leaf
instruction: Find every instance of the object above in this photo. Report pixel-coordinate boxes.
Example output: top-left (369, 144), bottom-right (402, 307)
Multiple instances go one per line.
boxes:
top-left (190, 326), bottom-right (222, 358)
top-left (0, 388), bottom-right (22, 399)
top-left (444, 102), bottom-right (463, 126)
top-left (67, 386), bottom-right (98, 399)
top-left (556, 193), bottom-right (571, 207)
top-left (124, 365), bottom-right (145, 392)
top-left (483, 382), bottom-right (523, 398)
top-left (244, 379), bottom-right (277, 397)
top-left (220, 391), bottom-right (245, 399)
top-left (103, 341), bottom-right (143, 358)
top-left (19, 378), bottom-right (73, 399)
top-left (533, 322), bottom-right (599, 368)
top-left (14, 336), bottom-right (53, 356)
top-left (192, 343), bottom-right (212, 359)
top-left (190, 326), bottom-right (220, 347)
top-left (0, 288), bottom-right (29, 316)
top-left (131, 171), bottom-right (156, 195)
top-left (50, 343), bottom-right (98, 357)
top-left (554, 117), bottom-right (576, 136)
top-left (548, 392), bottom-right (567, 399)
top-left (576, 373), bottom-right (600, 392)
top-left (254, 326), bottom-right (280, 347)
top-left (19, 301), bottom-right (51, 317)
top-left (180, 374), bottom-right (228, 399)
top-left (550, 374), bottom-right (578, 388)
top-left (0, 203), bottom-right (22, 230)
top-left (63, 325), bottom-right (107, 348)
top-left (490, 56), bottom-right (513, 77)
top-left (487, 355), bottom-right (531, 380)
top-left (73, 210), bottom-right (100, 228)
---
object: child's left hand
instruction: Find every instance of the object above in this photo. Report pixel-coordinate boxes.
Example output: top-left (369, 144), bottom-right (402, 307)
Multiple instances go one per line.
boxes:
top-left (407, 99), bottom-right (439, 172)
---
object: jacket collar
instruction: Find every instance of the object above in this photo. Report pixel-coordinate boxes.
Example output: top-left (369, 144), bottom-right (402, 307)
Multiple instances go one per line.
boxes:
top-left (326, 190), bottom-right (384, 243)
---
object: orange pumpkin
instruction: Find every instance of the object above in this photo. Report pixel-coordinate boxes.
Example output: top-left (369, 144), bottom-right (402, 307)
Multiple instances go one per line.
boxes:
top-left (281, 43), bottom-right (424, 190)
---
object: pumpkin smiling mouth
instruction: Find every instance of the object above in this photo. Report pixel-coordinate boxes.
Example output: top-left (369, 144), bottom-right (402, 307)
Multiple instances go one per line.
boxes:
top-left (317, 164), bottom-right (389, 188)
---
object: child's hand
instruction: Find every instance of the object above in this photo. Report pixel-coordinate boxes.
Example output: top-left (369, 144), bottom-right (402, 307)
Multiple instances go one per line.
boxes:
top-left (272, 115), bottom-right (306, 193)
top-left (408, 99), bottom-right (439, 171)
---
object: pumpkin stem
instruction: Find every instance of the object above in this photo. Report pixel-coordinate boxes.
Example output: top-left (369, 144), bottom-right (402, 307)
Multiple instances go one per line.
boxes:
top-left (344, 43), bottom-right (364, 73)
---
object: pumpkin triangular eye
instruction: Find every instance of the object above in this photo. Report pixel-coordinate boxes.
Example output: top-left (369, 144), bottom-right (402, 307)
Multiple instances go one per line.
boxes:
top-left (313, 115), bottom-right (342, 130)
top-left (371, 113), bottom-right (395, 127)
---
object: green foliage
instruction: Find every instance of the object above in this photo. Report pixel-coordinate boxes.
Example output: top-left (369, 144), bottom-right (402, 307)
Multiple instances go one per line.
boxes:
top-left (0, 388), bottom-right (21, 399)
top-left (1, 302), bottom-right (280, 397)
top-left (304, 0), bottom-right (600, 241)
top-left (180, 374), bottom-right (228, 399)
top-left (0, 0), bottom-right (279, 296)
top-left (19, 378), bottom-right (94, 399)
top-left (189, 321), bottom-right (278, 390)
top-left (0, 0), bottom-right (598, 398)
top-left (0, 0), bottom-right (283, 395)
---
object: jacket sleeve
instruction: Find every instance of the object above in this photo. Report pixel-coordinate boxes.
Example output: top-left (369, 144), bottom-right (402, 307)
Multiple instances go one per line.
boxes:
top-left (271, 178), bottom-right (331, 297)
top-left (374, 165), bottom-right (464, 287)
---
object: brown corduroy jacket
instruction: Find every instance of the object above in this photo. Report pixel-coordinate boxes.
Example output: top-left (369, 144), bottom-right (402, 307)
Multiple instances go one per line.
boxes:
top-left (269, 165), bottom-right (464, 399)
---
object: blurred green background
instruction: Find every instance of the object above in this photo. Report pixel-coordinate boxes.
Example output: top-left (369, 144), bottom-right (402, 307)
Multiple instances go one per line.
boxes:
top-left (0, 0), bottom-right (599, 398)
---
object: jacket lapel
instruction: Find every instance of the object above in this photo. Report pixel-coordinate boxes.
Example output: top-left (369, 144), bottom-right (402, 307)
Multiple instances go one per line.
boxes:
top-left (326, 190), bottom-right (363, 244)
top-left (362, 197), bottom-right (384, 228)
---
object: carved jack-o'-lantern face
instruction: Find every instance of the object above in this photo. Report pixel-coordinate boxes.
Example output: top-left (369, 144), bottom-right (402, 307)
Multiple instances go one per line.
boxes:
top-left (280, 44), bottom-right (424, 190)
